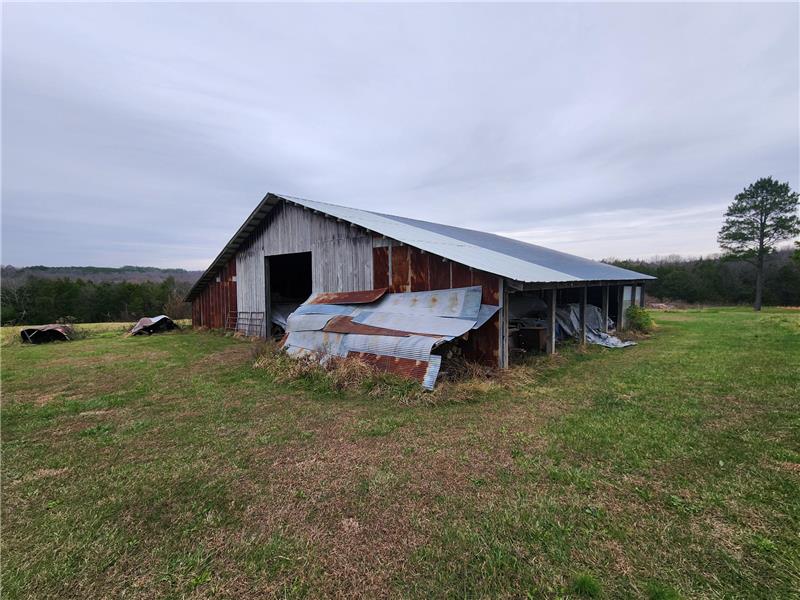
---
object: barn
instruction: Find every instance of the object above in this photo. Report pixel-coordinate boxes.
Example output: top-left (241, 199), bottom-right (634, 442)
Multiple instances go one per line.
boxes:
top-left (186, 193), bottom-right (654, 370)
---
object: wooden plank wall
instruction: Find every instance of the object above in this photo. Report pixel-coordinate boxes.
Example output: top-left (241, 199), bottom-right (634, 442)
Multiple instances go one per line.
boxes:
top-left (191, 257), bottom-right (237, 329)
top-left (231, 201), bottom-right (374, 336)
top-left (373, 243), bottom-right (502, 367)
top-left (312, 236), bottom-right (373, 294)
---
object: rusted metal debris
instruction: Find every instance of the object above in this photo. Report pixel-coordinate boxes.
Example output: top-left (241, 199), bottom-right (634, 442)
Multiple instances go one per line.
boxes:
top-left (307, 288), bottom-right (388, 305)
top-left (20, 324), bottom-right (74, 344)
top-left (323, 315), bottom-right (414, 337)
top-left (281, 286), bottom-right (499, 390)
top-left (129, 315), bottom-right (179, 336)
top-left (348, 351), bottom-right (431, 383)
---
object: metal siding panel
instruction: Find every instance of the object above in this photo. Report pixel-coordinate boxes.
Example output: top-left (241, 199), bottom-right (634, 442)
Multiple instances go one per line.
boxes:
top-left (429, 256), bottom-right (451, 289)
top-left (463, 312), bottom-right (500, 366)
top-left (451, 262), bottom-right (472, 288)
top-left (472, 269), bottom-right (500, 305)
top-left (372, 246), bottom-right (390, 289)
top-left (409, 247), bottom-right (430, 292)
top-left (390, 245), bottom-right (410, 292)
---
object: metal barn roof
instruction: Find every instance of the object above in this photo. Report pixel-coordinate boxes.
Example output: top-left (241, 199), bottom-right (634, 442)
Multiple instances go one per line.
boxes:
top-left (186, 193), bottom-right (653, 301)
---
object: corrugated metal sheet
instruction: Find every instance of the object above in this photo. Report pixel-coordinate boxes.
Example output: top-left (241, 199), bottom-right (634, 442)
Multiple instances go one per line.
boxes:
top-left (473, 304), bottom-right (501, 329)
top-left (286, 314), bottom-right (336, 332)
top-left (281, 286), bottom-right (493, 389)
top-left (323, 315), bottom-right (416, 337)
top-left (349, 352), bottom-right (442, 390)
top-left (370, 286), bottom-right (483, 318)
top-left (350, 311), bottom-right (475, 337)
top-left (187, 192), bottom-right (653, 302)
top-left (308, 288), bottom-right (387, 305)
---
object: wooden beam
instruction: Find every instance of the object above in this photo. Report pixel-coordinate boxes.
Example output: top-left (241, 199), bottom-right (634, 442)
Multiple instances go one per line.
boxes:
top-left (616, 285), bottom-right (625, 331)
top-left (639, 283), bottom-right (646, 307)
top-left (579, 286), bottom-right (588, 345)
top-left (546, 288), bottom-right (557, 355)
top-left (499, 278), bottom-right (509, 369)
top-left (512, 279), bottom-right (648, 291)
top-left (601, 285), bottom-right (610, 333)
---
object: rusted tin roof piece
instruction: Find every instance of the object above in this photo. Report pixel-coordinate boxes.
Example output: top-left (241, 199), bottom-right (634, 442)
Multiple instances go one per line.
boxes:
top-left (20, 324), bottom-right (74, 344)
top-left (129, 315), bottom-right (179, 336)
top-left (307, 288), bottom-right (388, 305)
top-left (281, 286), bottom-right (498, 390)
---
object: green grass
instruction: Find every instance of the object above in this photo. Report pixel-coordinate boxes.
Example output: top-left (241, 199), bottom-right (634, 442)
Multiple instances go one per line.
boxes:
top-left (1, 308), bottom-right (798, 598)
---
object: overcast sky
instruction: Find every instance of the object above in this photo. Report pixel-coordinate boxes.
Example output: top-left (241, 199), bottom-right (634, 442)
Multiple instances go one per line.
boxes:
top-left (2, 2), bottom-right (798, 270)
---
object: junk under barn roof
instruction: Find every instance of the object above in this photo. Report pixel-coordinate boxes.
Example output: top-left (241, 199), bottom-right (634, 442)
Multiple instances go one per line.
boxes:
top-left (187, 192), bottom-right (654, 383)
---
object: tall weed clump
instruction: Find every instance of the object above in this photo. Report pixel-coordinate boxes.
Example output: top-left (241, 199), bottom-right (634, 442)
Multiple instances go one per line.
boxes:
top-left (252, 341), bottom-right (503, 405)
top-left (625, 305), bottom-right (654, 333)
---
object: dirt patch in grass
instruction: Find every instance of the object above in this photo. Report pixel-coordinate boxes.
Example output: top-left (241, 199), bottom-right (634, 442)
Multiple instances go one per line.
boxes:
top-left (192, 342), bottom-right (254, 370)
top-left (10, 467), bottom-right (71, 486)
top-left (79, 409), bottom-right (114, 417)
top-left (33, 393), bottom-right (61, 406)
top-left (774, 461), bottom-right (800, 475)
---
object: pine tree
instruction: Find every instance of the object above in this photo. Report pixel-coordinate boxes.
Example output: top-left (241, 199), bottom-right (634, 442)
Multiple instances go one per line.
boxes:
top-left (718, 177), bottom-right (800, 310)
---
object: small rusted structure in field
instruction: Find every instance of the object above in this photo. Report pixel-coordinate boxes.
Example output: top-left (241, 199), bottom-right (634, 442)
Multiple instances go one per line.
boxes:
top-left (129, 315), bottom-right (178, 336)
top-left (20, 324), bottom-right (74, 344)
top-left (186, 193), bottom-right (653, 373)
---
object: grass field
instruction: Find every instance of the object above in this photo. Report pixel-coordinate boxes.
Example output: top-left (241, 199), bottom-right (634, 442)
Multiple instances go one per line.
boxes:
top-left (1, 309), bottom-right (798, 599)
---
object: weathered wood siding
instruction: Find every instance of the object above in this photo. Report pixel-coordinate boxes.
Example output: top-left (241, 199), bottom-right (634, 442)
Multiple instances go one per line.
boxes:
top-left (312, 236), bottom-right (373, 293)
top-left (234, 202), bottom-right (374, 335)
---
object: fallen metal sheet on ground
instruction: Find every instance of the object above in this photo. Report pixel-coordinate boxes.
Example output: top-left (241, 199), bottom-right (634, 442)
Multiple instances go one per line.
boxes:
top-left (20, 324), bottom-right (74, 344)
top-left (281, 286), bottom-right (497, 389)
top-left (556, 303), bottom-right (635, 348)
top-left (129, 315), bottom-right (179, 336)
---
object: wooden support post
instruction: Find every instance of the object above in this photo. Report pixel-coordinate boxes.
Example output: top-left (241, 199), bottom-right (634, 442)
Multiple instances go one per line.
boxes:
top-left (579, 286), bottom-right (588, 345)
top-left (499, 278), bottom-right (509, 369)
top-left (639, 283), bottom-right (646, 307)
top-left (601, 285), bottom-right (609, 333)
top-left (616, 285), bottom-right (625, 331)
top-left (546, 288), bottom-right (557, 355)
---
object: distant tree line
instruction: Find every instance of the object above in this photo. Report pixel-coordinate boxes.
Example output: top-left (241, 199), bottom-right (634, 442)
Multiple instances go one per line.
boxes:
top-left (1, 276), bottom-right (192, 325)
top-left (609, 247), bottom-right (800, 306)
top-left (1, 265), bottom-right (202, 285)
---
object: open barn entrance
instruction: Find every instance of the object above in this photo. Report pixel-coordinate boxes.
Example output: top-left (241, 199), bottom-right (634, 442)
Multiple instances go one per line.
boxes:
top-left (266, 252), bottom-right (312, 338)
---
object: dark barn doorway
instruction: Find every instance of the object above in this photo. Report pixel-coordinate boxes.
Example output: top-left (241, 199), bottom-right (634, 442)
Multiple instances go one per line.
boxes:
top-left (266, 252), bottom-right (312, 337)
